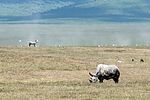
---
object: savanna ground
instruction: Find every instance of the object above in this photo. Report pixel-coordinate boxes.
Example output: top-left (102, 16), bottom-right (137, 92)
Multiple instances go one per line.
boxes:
top-left (0, 46), bottom-right (150, 100)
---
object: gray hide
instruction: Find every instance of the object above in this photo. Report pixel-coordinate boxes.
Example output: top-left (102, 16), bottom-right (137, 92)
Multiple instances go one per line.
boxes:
top-left (89, 64), bottom-right (120, 83)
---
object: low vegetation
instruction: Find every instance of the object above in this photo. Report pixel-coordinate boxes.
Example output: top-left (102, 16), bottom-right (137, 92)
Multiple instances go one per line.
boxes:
top-left (0, 46), bottom-right (150, 100)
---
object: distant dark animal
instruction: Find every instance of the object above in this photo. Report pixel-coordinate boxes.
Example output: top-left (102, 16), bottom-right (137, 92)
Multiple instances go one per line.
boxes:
top-left (140, 59), bottom-right (144, 62)
top-left (132, 59), bottom-right (134, 62)
top-left (29, 40), bottom-right (38, 47)
top-left (89, 64), bottom-right (120, 83)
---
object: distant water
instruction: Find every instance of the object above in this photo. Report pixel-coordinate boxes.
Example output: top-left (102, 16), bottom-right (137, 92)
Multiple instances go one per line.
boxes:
top-left (0, 22), bottom-right (150, 46)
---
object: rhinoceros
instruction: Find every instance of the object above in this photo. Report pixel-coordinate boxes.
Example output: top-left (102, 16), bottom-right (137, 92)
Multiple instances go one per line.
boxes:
top-left (89, 64), bottom-right (120, 83)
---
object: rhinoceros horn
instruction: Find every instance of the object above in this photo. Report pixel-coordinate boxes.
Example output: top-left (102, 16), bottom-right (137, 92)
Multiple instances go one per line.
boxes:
top-left (89, 72), bottom-right (97, 77)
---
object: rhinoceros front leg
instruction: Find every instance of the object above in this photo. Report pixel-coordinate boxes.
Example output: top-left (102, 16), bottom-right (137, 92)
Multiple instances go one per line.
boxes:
top-left (113, 78), bottom-right (119, 83)
top-left (98, 76), bottom-right (103, 83)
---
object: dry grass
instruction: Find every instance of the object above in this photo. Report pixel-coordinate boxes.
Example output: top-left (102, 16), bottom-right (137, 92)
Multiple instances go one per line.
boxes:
top-left (0, 46), bottom-right (150, 100)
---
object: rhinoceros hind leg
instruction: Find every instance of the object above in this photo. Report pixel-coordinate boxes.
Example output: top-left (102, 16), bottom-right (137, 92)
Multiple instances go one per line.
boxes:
top-left (113, 78), bottom-right (119, 83)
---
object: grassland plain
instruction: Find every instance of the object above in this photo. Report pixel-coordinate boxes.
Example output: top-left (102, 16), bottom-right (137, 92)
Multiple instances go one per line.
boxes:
top-left (0, 46), bottom-right (150, 100)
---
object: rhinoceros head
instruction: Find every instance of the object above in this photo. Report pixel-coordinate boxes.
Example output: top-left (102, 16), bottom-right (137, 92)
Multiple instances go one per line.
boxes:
top-left (89, 72), bottom-right (98, 83)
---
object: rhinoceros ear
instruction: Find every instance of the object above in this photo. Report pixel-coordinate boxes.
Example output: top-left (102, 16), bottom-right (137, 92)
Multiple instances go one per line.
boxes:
top-left (89, 72), bottom-right (94, 77)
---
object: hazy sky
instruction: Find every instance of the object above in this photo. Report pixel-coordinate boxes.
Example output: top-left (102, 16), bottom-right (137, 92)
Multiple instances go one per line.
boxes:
top-left (0, 0), bottom-right (150, 22)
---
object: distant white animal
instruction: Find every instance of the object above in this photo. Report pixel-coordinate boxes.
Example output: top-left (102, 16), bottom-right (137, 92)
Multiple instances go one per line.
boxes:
top-left (117, 60), bottom-right (122, 63)
top-left (89, 64), bottom-right (120, 83)
top-left (18, 40), bottom-right (22, 47)
top-left (97, 45), bottom-right (101, 47)
top-left (19, 40), bottom-right (22, 43)
top-left (29, 40), bottom-right (38, 47)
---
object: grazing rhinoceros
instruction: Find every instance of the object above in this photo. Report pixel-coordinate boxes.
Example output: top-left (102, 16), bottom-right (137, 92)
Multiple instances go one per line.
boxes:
top-left (89, 64), bottom-right (120, 83)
